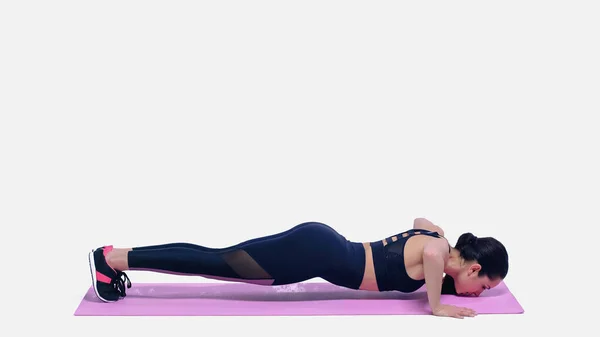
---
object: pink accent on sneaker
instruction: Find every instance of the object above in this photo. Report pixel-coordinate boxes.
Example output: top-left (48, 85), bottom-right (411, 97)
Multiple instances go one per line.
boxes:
top-left (102, 245), bottom-right (117, 273)
top-left (103, 245), bottom-right (114, 256)
top-left (96, 271), bottom-right (112, 284)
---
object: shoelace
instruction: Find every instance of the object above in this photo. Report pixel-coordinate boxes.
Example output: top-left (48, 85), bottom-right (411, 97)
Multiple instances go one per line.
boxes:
top-left (111, 271), bottom-right (132, 297)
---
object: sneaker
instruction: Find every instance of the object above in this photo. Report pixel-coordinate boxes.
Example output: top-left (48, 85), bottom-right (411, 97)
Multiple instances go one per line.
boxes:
top-left (88, 245), bottom-right (132, 302)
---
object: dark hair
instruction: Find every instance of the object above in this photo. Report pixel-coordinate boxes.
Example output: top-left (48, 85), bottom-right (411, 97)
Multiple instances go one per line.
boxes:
top-left (441, 232), bottom-right (509, 294)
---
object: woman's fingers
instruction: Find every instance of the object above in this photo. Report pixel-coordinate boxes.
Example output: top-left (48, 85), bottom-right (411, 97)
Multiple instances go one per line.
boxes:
top-left (459, 307), bottom-right (477, 317)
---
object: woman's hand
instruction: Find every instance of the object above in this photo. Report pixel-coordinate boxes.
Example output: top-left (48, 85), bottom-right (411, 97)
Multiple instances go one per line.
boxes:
top-left (432, 304), bottom-right (477, 319)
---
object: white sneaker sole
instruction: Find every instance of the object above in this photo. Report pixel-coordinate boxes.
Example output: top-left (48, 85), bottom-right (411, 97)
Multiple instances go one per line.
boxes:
top-left (88, 249), bottom-right (117, 303)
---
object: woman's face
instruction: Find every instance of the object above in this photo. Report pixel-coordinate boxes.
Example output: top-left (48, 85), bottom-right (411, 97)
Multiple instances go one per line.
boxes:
top-left (454, 263), bottom-right (502, 297)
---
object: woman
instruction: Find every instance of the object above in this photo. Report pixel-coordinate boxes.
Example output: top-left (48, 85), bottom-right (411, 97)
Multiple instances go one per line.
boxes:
top-left (88, 218), bottom-right (509, 319)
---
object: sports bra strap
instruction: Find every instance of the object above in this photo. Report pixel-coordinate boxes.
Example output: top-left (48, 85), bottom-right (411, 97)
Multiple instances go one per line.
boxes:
top-left (385, 229), bottom-right (450, 253)
top-left (403, 229), bottom-right (442, 238)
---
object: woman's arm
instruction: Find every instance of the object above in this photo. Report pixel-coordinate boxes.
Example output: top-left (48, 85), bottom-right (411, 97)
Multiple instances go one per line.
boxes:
top-left (422, 238), bottom-right (450, 311)
top-left (413, 217), bottom-right (444, 236)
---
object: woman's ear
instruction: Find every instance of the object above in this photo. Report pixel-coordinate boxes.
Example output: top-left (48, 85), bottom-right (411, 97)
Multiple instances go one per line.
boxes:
top-left (468, 263), bottom-right (482, 276)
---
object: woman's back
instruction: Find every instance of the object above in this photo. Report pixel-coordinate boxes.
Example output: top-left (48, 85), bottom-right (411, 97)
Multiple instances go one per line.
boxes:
top-left (360, 229), bottom-right (449, 292)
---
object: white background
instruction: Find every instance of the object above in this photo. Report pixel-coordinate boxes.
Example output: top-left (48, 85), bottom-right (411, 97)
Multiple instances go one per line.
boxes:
top-left (1, 1), bottom-right (598, 336)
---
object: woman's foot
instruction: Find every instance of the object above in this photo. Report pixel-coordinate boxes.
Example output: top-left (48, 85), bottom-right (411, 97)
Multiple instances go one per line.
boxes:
top-left (88, 245), bottom-right (132, 302)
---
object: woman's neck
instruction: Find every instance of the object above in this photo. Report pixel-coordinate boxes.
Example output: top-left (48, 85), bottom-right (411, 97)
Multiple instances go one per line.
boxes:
top-left (443, 248), bottom-right (462, 277)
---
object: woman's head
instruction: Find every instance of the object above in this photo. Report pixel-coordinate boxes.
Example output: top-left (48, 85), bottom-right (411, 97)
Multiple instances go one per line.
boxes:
top-left (442, 232), bottom-right (509, 296)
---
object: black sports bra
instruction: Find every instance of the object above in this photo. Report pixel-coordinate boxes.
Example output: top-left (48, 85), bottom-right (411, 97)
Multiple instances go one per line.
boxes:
top-left (377, 229), bottom-right (450, 292)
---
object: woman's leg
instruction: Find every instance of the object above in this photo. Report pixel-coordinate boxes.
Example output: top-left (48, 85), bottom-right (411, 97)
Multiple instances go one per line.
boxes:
top-left (118, 224), bottom-right (306, 253)
top-left (89, 222), bottom-right (362, 302)
top-left (105, 221), bottom-right (328, 273)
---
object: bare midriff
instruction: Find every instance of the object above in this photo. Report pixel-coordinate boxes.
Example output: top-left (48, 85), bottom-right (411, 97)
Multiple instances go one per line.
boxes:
top-left (358, 235), bottom-right (399, 291)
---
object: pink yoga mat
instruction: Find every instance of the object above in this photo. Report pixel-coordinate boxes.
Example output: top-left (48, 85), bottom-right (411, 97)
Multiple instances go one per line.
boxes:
top-left (74, 281), bottom-right (524, 316)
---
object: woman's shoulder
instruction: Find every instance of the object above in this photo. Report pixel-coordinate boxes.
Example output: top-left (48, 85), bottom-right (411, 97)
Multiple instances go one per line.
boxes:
top-left (412, 217), bottom-right (445, 237)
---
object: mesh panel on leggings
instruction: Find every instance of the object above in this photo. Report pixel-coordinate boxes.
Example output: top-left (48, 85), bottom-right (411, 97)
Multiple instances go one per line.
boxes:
top-left (221, 249), bottom-right (272, 279)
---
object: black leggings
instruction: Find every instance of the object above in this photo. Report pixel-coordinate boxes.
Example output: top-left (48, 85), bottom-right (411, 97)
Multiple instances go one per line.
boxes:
top-left (127, 221), bottom-right (366, 289)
